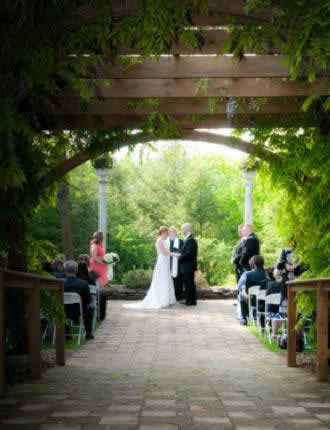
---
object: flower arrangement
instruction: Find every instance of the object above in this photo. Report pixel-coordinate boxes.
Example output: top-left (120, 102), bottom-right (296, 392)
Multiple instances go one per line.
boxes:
top-left (104, 252), bottom-right (120, 282)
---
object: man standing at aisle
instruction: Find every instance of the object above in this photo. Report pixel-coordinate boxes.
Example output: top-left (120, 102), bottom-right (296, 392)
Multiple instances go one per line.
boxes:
top-left (231, 224), bottom-right (246, 283)
top-left (239, 224), bottom-right (260, 272)
top-left (179, 223), bottom-right (198, 306)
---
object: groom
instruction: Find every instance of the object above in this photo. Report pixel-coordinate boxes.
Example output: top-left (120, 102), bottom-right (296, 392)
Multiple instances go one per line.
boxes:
top-left (178, 223), bottom-right (198, 306)
top-left (167, 227), bottom-right (184, 300)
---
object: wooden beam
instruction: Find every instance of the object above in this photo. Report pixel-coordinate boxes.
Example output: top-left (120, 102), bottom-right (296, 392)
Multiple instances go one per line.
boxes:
top-left (43, 112), bottom-right (317, 130)
top-left (91, 56), bottom-right (316, 79)
top-left (74, 0), bottom-right (276, 29)
top-left (0, 272), bottom-right (5, 398)
top-left (64, 78), bottom-right (329, 98)
top-left (48, 98), bottom-right (305, 116)
top-left (109, 0), bottom-right (275, 23)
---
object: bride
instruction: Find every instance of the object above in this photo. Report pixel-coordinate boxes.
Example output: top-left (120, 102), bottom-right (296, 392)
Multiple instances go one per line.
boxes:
top-left (123, 226), bottom-right (179, 309)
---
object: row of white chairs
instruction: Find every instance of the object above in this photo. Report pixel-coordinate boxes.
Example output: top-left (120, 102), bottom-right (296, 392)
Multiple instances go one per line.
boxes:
top-left (245, 285), bottom-right (284, 343)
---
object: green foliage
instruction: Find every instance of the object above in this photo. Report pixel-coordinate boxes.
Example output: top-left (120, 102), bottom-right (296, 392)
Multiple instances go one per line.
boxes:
top-left (222, 0), bottom-right (330, 110)
top-left (236, 126), bottom-right (330, 277)
top-left (40, 290), bottom-right (66, 326)
top-left (198, 238), bottom-right (234, 285)
top-left (141, 112), bottom-right (183, 139)
top-left (111, 0), bottom-right (208, 57)
top-left (122, 269), bottom-right (153, 289)
top-left (195, 270), bottom-right (209, 289)
top-left (92, 153), bottom-right (113, 170)
top-left (0, 1), bottom-right (111, 191)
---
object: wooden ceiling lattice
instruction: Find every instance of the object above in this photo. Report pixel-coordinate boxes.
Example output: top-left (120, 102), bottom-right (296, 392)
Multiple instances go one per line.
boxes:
top-left (45, 1), bottom-right (329, 131)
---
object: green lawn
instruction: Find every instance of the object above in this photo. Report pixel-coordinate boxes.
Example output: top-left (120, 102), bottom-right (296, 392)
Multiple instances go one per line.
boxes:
top-left (42, 320), bottom-right (102, 350)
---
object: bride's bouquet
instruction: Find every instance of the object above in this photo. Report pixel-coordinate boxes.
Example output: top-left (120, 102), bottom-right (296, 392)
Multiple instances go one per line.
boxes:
top-left (104, 252), bottom-right (120, 281)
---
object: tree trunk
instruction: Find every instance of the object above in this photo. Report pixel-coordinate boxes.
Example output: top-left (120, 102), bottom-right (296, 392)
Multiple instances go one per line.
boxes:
top-left (57, 183), bottom-right (74, 259)
top-left (7, 211), bottom-right (27, 271)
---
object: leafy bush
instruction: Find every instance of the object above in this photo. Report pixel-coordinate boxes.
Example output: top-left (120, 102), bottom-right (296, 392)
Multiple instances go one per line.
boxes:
top-left (198, 237), bottom-right (234, 286)
top-left (122, 269), bottom-right (153, 289)
top-left (195, 270), bottom-right (209, 289)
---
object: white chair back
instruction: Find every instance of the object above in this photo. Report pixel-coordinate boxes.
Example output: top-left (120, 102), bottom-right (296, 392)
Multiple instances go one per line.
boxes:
top-left (64, 292), bottom-right (82, 306)
top-left (257, 290), bottom-right (266, 300)
top-left (248, 285), bottom-right (260, 296)
top-left (265, 293), bottom-right (281, 306)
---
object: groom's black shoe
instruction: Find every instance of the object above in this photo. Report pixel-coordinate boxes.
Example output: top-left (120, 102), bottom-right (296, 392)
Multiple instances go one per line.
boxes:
top-left (186, 302), bottom-right (197, 306)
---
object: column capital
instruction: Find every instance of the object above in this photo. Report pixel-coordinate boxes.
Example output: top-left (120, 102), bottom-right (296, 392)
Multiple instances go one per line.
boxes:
top-left (95, 168), bottom-right (111, 178)
top-left (243, 169), bottom-right (257, 184)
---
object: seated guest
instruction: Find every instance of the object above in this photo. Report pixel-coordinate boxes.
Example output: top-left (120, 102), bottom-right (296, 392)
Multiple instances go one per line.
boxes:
top-left (64, 260), bottom-right (94, 340)
top-left (53, 256), bottom-right (65, 278)
top-left (238, 255), bottom-right (266, 325)
top-left (265, 269), bottom-right (287, 340)
top-left (77, 254), bottom-right (96, 285)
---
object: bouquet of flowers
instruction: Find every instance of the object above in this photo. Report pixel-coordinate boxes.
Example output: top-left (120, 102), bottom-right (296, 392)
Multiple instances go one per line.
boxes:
top-left (103, 252), bottom-right (120, 281)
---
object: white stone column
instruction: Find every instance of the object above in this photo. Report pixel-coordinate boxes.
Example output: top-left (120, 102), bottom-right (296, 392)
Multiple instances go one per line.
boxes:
top-left (95, 168), bottom-right (110, 250)
top-left (243, 169), bottom-right (257, 225)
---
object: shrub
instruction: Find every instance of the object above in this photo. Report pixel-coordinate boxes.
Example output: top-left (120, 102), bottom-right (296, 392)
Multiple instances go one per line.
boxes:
top-left (198, 237), bottom-right (234, 286)
top-left (195, 270), bottom-right (209, 289)
top-left (122, 269), bottom-right (153, 289)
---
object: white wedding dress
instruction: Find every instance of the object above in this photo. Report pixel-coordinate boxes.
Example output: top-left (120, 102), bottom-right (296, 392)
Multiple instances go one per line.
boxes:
top-left (123, 239), bottom-right (176, 309)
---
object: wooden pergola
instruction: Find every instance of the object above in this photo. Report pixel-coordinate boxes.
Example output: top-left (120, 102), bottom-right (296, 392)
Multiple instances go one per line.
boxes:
top-left (40, 0), bottom-right (329, 134)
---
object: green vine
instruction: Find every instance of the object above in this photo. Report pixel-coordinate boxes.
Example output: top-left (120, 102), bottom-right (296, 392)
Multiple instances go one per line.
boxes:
top-left (221, 0), bottom-right (330, 110)
top-left (111, 0), bottom-right (208, 57)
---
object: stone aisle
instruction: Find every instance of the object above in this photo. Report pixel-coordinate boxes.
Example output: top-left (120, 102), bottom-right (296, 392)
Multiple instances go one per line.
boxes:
top-left (2, 300), bottom-right (330, 430)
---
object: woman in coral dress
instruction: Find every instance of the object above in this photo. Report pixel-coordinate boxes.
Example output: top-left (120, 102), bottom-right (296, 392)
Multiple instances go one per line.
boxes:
top-left (89, 232), bottom-right (108, 287)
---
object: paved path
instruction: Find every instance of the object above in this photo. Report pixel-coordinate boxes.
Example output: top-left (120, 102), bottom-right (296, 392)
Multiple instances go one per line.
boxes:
top-left (2, 300), bottom-right (330, 430)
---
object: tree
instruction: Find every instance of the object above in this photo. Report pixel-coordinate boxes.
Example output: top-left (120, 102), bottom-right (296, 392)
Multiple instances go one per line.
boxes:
top-left (57, 183), bottom-right (74, 260)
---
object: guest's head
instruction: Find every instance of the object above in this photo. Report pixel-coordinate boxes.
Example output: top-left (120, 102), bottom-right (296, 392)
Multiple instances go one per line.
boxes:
top-left (273, 268), bottom-right (283, 282)
top-left (169, 226), bottom-right (177, 239)
top-left (158, 226), bottom-right (169, 240)
top-left (64, 260), bottom-right (78, 277)
top-left (243, 224), bottom-right (253, 236)
top-left (77, 261), bottom-right (89, 281)
top-left (182, 223), bottom-right (192, 236)
top-left (53, 256), bottom-right (64, 274)
top-left (249, 255), bottom-right (264, 270)
top-left (78, 254), bottom-right (90, 266)
top-left (93, 232), bottom-right (104, 245)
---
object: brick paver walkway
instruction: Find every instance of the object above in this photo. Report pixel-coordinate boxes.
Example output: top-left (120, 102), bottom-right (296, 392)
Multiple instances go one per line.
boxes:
top-left (2, 300), bottom-right (330, 430)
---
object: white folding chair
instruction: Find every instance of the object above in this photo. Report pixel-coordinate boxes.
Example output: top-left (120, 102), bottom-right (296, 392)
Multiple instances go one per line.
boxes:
top-left (53, 292), bottom-right (86, 346)
top-left (256, 290), bottom-right (266, 332)
top-left (265, 293), bottom-right (282, 343)
top-left (64, 292), bottom-right (85, 345)
top-left (248, 285), bottom-right (260, 325)
top-left (89, 285), bottom-right (98, 330)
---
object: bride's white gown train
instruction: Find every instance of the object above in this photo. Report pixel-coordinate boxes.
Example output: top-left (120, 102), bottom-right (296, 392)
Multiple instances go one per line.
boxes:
top-left (123, 239), bottom-right (176, 309)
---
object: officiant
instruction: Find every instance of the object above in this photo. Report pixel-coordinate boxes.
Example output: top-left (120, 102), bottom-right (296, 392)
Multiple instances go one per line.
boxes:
top-left (167, 227), bottom-right (184, 300)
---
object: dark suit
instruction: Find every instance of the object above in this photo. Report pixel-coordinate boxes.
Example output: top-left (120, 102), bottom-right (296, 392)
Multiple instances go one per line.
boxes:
top-left (232, 237), bottom-right (246, 282)
top-left (64, 276), bottom-right (93, 336)
top-left (240, 268), bottom-right (266, 321)
top-left (179, 235), bottom-right (198, 305)
top-left (239, 232), bottom-right (260, 271)
top-left (169, 238), bottom-right (184, 300)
